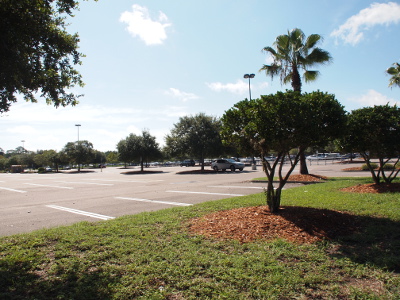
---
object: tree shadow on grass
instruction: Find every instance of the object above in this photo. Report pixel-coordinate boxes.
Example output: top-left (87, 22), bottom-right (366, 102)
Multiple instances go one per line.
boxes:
top-left (280, 207), bottom-right (400, 273)
top-left (0, 260), bottom-right (117, 299)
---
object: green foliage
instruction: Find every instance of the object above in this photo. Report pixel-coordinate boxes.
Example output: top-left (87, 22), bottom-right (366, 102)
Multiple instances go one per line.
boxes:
top-left (221, 90), bottom-right (346, 212)
top-left (361, 163), bottom-right (377, 171)
top-left (117, 130), bottom-right (162, 171)
top-left (386, 62), bottom-right (400, 88)
top-left (0, 0), bottom-right (97, 113)
top-left (62, 140), bottom-right (94, 171)
top-left (339, 104), bottom-right (400, 184)
top-left (165, 113), bottom-right (223, 169)
top-left (260, 28), bottom-right (332, 92)
top-left (0, 178), bottom-right (399, 299)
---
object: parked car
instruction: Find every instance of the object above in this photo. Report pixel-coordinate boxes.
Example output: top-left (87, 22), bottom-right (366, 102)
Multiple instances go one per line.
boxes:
top-left (180, 159), bottom-right (195, 167)
top-left (211, 159), bottom-right (245, 172)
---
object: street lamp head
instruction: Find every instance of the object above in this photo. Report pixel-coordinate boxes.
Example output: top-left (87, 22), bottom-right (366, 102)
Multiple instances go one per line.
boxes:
top-left (243, 74), bottom-right (255, 79)
top-left (75, 124), bottom-right (81, 127)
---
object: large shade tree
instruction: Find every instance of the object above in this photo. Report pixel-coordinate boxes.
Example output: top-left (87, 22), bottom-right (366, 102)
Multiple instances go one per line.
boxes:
top-left (165, 113), bottom-right (223, 171)
top-left (259, 28), bottom-right (332, 175)
top-left (386, 62), bottom-right (400, 88)
top-left (0, 0), bottom-right (96, 113)
top-left (117, 130), bottom-right (162, 172)
top-left (339, 105), bottom-right (400, 184)
top-left (221, 90), bottom-right (346, 213)
top-left (62, 140), bottom-right (94, 172)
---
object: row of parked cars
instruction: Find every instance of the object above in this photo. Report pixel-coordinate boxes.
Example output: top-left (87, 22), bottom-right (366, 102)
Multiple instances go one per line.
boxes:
top-left (180, 158), bottom-right (245, 172)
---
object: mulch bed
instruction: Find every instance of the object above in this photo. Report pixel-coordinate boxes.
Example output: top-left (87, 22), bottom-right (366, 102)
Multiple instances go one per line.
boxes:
top-left (189, 174), bottom-right (399, 244)
top-left (189, 206), bottom-right (360, 244)
top-left (341, 183), bottom-right (400, 193)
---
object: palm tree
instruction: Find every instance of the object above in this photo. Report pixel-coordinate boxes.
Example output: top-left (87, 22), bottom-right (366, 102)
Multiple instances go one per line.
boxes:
top-left (260, 28), bottom-right (332, 174)
top-left (260, 28), bottom-right (332, 92)
top-left (387, 62), bottom-right (400, 88)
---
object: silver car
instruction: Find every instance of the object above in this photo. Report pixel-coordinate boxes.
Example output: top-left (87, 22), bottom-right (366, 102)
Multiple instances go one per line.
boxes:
top-left (211, 159), bottom-right (245, 172)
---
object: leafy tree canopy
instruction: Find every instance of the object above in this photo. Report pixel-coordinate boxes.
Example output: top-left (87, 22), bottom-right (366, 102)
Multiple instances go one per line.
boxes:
top-left (0, 0), bottom-right (96, 113)
top-left (117, 130), bottom-right (162, 171)
top-left (165, 113), bottom-right (223, 170)
top-left (221, 90), bottom-right (346, 212)
top-left (339, 104), bottom-right (400, 184)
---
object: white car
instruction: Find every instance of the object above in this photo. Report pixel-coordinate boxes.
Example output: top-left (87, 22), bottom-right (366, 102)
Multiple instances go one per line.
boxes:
top-left (211, 159), bottom-right (245, 172)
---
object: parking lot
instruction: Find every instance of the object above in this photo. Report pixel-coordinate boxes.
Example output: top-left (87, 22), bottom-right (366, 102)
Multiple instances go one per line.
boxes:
top-left (0, 162), bottom-right (365, 237)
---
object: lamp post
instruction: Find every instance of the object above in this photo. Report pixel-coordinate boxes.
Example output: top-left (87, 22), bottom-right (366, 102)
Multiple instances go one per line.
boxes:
top-left (21, 140), bottom-right (25, 151)
top-left (243, 74), bottom-right (257, 169)
top-left (75, 124), bottom-right (81, 171)
top-left (75, 124), bottom-right (81, 142)
top-left (243, 73), bottom-right (255, 100)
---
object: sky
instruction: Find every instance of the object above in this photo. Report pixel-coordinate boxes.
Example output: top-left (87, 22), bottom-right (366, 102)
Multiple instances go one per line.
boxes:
top-left (1, 0), bottom-right (400, 153)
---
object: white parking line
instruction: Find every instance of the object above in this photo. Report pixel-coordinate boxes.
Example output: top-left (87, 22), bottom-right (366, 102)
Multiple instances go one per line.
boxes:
top-left (166, 190), bottom-right (244, 197)
top-left (25, 183), bottom-right (73, 189)
top-left (208, 185), bottom-right (265, 190)
top-left (115, 197), bottom-right (192, 206)
top-left (55, 181), bottom-right (114, 186)
top-left (46, 205), bottom-right (115, 220)
top-left (0, 187), bottom-right (27, 193)
top-left (88, 179), bottom-right (164, 183)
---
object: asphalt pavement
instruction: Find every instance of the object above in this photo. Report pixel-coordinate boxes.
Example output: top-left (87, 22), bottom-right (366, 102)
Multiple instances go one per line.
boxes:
top-left (0, 160), bottom-right (367, 237)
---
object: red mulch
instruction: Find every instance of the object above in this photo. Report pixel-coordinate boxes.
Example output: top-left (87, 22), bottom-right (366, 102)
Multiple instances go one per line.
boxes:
top-left (189, 206), bottom-right (359, 244)
top-left (341, 183), bottom-right (400, 193)
top-left (287, 174), bottom-right (328, 182)
top-left (189, 174), bottom-right (399, 244)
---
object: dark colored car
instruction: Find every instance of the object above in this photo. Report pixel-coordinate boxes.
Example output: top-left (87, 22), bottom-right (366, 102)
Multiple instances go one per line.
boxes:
top-left (180, 159), bottom-right (195, 167)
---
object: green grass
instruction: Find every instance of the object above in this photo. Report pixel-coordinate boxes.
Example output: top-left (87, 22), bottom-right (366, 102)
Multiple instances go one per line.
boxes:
top-left (1, 177), bottom-right (399, 299)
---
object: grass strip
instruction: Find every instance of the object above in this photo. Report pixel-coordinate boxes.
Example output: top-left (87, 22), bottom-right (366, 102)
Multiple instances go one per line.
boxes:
top-left (0, 177), bottom-right (399, 299)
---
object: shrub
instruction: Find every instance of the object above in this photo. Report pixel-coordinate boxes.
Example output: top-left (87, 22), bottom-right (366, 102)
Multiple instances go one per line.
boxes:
top-left (38, 167), bottom-right (45, 173)
top-left (361, 163), bottom-right (377, 170)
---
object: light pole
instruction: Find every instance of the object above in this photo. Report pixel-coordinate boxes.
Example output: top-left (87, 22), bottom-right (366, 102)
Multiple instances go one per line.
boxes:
top-left (75, 124), bottom-right (81, 171)
top-left (21, 140), bottom-right (25, 151)
top-left (243, 74), bottom-right (256, 169)
top-left (243, 73), bottom-right (255, 100)
top-left (75, 124), bottom-right (81, 142)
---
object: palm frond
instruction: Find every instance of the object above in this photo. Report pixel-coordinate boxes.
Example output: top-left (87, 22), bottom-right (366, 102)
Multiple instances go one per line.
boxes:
top-left (304, 70), bottom-right (319, 83)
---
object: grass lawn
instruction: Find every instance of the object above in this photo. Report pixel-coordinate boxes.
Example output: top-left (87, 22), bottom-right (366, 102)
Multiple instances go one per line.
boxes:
top-left (0, 177), bottom-right (399, 299)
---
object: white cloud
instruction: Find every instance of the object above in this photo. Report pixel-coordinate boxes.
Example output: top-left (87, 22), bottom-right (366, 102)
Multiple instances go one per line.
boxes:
top-left (119, 4), bottom-right (171, 45)
top-left (165, 88), bottom-right (199, 102)
top-left (206, 80), bottom-right (249, 94)
top-left (331, 2), bottom-right (400, 45)
top-left (351, 89), bottom-right (400, 108)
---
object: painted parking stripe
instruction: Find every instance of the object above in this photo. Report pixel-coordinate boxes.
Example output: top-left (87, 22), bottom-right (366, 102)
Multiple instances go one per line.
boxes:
top-left (25, 183), bottom-right (73, 189)
top-left (88, 179), bottom-right (164, 183)
top-left (115, 197), bottom-right (192, 206)
top-left (46, 205), bottom-right (115, 220)
top-left (55, 181), bottom-right (114, 186)
top-left (0, 186), bottom-right (27, 193)
top-left (208, 185), bottom-right (265, 190)
top-left (166, 190), bottom-right (244, 197)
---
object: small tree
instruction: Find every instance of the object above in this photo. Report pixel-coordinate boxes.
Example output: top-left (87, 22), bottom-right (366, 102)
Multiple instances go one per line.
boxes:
top-left (165, 113), bottom-right (223, 171)
top-left (222, 90), bottom-right (346, 213)
top-left (117, 130), bottom-right (162, 172)
top-left (62, 140), bottom-right (94, 172)
top-left (339, 105), bottom-right (400, 184)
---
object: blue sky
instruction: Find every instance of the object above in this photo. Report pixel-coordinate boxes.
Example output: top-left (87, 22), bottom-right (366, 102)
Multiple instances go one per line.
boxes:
top-left (2, 0), bottom-right (400, 153)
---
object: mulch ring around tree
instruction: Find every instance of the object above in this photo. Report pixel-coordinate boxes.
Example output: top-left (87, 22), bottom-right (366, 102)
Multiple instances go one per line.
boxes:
top-left (341, 183), bottom-right (400, 193)
top-left (189, 206), bottom-right (360, 244)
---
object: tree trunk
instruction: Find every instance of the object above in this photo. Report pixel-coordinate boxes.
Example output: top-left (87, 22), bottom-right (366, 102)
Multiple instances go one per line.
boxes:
top-left (299, 152), bottom-right (309, 175)
top-left (266, 186), bottom-right (282, 213)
